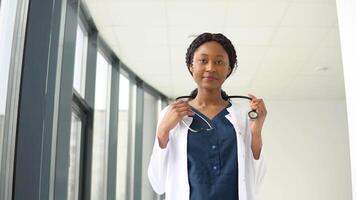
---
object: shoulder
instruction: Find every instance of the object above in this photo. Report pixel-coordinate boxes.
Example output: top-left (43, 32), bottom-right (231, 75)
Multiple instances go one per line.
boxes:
top-left (159, 105), bottom-right (170, 116)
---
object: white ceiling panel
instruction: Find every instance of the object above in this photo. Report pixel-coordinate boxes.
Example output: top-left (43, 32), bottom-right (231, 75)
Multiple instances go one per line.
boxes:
top-left (256, 61), bottom-right (302, 77)
top-left (270, 27), bottom-right (330, 46)
top-left (84, 0), bottom-right (345, 100)
top-left (108, 2), bottom-right (166, 27)
top-left (281, 3), bottom-right (337, 27)
top-left (169, 45), bottom-right (188, 66)
top-left (112, 26), bottom-right (168, 47)
top-left (225, 27), bottom-right (275, 46)
top-left (263, 46), bottom-right (316, 63)
top-left (166, 1), bottom-right (228, 27)
top-left (226, 1), bottom-right (290, 27)
top-left (320, 26), bottom-right (341, 47)
top-left (168, 25), bottom-right (224, 46)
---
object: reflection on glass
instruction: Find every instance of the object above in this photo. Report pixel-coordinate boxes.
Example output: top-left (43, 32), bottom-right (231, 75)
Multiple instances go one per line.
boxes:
top-left (141, 91), bottom-right (158, 199)
top-left (73, 23), bottom-right (88, 97)
top-left (0, 0), bottom-right (18, 168)
top-left (67, 112), bottom-right (82, 200)
top-left (116, 74), bottom-right (130, 200)
top-left (91, 52), bottom-right (111, 200)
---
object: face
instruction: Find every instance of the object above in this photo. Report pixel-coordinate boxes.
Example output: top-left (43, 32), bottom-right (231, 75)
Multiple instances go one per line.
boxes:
top-left (189, 41), bottom-right (231, 90)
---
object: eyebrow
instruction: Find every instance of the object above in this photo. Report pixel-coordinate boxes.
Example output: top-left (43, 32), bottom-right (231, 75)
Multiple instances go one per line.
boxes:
top-left (198, 53), bottom-right (225, 58)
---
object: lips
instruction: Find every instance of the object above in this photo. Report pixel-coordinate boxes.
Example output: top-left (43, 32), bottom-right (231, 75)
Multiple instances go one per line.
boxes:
top-left (202, 75), bottom-right (218, 80)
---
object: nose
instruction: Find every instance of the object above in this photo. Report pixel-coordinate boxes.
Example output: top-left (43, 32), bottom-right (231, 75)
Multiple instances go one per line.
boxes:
top-left (205, 62), bottom-right (216, 72)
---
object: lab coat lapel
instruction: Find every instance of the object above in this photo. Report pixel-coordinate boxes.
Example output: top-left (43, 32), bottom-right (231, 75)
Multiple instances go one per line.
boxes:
top-left (226, 103), bottom-right (246, 136)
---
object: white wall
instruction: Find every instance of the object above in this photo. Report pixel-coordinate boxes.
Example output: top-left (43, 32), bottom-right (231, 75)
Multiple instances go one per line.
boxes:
top-left (260, 100), bottom-right (352, 200)
top-left (336, 1), bottom-right (356, 199)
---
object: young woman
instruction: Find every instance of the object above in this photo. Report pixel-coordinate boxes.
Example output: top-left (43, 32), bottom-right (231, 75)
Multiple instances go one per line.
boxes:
top-left (148, 32), bottom-right (267, 200)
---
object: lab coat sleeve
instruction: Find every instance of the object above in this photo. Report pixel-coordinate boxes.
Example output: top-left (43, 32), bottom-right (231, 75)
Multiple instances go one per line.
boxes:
top-left (148, 106), bottom-right (171, 195)
top-left (247, 114), bottom-right (267, 194)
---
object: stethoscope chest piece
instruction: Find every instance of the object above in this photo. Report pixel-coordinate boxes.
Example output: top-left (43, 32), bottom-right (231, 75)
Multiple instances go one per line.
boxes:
top-left (248, 110), bottom-right (258, 120)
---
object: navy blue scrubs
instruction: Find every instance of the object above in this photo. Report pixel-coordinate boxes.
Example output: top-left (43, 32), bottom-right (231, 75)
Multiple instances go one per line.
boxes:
top-left (187, 102), bottom-right (239, 200)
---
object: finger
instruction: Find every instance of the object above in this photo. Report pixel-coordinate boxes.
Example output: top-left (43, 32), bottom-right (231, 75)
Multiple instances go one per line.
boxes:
top-left (173, 99), bottom-right (188, 105)
top-left (175, 105), bottom-right (193, 113)
top-left (179, 110), bottom-right (195, 118)
top-left (251, 100), bottom-right (262, 106)
top-left (251, 104), bottom-right (258, 110)
top-left (251, 99), bottom-right (264, 105)
top-left (171, 102), bottom-right (191, 110)
top-left (173, 104), bottom-right (194, 114)
top-left (254, 99), bottom-right (266, 109)
top-left (251, 101), bottom-right (265, 110)
top-left (248, 94), bottom-right (257, 100)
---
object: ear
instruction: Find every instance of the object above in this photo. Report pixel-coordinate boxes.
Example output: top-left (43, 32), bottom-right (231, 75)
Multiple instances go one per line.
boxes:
top-left (226, 67), bottom-right (232, 77)
top-left (189, 66), bottom-right (193, 73)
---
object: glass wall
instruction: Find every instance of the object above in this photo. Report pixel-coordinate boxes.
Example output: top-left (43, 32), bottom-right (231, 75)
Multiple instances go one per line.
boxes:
top-left (67, 111), bottom-right (83, 200)
top-left (141, 91), bottom-right (159, 199)
top-left (116, 73), bottom-right (130, 200)
top-left (127, 83), bottom-right (137, 200)
top-left (0, 0), bottom-right (19, 166)
top-left (0, 0), bottom-right (170, 198)
top-left (73, 21), bottom-right (88, 97)
top-left (91, 52), bottom-right (112, 200)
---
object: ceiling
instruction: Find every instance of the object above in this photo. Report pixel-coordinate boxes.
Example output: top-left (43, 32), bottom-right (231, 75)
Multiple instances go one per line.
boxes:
top-left (85, 0), bottom-right (344, 100)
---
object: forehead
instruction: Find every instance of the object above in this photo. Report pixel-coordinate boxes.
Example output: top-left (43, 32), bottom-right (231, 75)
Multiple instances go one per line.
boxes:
top-left (194, 41), bottom-right (228, 58)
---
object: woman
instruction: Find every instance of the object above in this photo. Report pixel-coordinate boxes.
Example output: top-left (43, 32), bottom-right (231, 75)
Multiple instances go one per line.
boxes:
top-left (148, 32), bottom-right (267, 200)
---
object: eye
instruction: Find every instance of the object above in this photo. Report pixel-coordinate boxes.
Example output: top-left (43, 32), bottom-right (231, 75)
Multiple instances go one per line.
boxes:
top-left (198, 59), bottom-right (208, 64)
top-left (215, 60), bottom-right (225, 65)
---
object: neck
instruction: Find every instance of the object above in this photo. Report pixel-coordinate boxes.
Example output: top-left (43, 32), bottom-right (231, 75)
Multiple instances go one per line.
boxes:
top-left (193, 87), bottom-right (225, 107)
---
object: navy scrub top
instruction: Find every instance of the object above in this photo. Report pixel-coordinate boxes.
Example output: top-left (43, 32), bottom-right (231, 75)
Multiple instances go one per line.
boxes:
top-left (187, 102), bottom-right (239, 200)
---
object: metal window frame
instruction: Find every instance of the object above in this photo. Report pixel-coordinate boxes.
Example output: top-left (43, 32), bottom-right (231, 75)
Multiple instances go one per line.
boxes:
top-left (81, 11), bottom-right (98, 200)
top-left (71, 91), bottom-right (91, 200)
top-left (12, 0), bottom-right (79, 199)
top-left (10, 0), bottom-right (170, 199)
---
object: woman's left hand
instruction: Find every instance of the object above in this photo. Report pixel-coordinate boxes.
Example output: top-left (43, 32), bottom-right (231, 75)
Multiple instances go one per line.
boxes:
top-left (248, 94), bottom-right (267, 136)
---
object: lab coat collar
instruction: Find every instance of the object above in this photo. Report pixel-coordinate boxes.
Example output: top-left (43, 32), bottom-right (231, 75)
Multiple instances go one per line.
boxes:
top-left (226, 102), bottom-right (244, 135)
top-left (182, 101), bottom-right (244, 135)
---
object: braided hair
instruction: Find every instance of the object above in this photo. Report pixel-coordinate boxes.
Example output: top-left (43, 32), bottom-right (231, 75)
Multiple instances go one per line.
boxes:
top-left (185, 32), bottom-right (237, 100)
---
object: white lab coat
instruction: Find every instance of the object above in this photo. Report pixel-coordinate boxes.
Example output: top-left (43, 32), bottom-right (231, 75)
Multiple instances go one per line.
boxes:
top-left (148, 101), bottom-right (266, 200)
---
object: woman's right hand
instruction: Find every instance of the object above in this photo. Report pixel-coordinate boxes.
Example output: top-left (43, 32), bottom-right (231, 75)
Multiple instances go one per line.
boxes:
top-left (157, 100), bottom-right (194, 148)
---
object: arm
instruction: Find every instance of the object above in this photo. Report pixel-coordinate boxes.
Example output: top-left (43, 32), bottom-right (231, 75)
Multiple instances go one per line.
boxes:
top-left (247, 94), bottom-right (267, 192)
top-left (148, 107), bottom-right (170, 194)
top-left (248, 94), bottom-right (267, 160)
top-left (251, 131), bottom-right (263, 160)
top-left (148, 101), bottom-right (194, 194)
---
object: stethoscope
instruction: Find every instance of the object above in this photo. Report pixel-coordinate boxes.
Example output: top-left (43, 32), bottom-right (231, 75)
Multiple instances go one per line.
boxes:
top-left (175, 95), bottom-right (258, 133)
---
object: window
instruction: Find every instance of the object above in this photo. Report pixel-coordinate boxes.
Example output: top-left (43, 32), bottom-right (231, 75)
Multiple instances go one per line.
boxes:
top-left (91, 52), bottom-right (112, 200)
top-left (0, 0), bottom-right (20, 172)
top-left (73, 22), bottom-right (88, 97)
top-left (127, 83), bottom-right (137, 200)
top-left (116, 73), bottom-right (130, 200)
top-left (67, 111), bottom-right (83, 200)
top-left (141, 91), bottom-right (159, 199)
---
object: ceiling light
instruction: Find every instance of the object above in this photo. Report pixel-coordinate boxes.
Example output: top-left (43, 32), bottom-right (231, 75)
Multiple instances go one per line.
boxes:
top-left (315, 66), bottom-right (329, 72)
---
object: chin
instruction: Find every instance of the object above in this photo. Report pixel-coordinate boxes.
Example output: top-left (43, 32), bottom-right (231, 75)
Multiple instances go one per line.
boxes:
top-left (199, 83), bottom-right (221, 90)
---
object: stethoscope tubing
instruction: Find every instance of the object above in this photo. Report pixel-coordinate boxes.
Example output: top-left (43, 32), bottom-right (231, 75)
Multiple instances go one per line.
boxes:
top-left (175, 95), bottom-right (258, 120)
